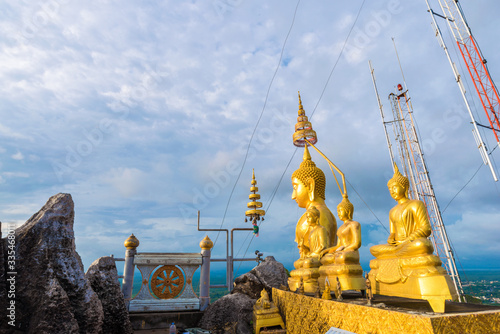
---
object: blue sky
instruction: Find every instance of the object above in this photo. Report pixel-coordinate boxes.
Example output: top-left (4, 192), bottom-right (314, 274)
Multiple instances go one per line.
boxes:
top-left (1, 0), bottom-right (499, 277)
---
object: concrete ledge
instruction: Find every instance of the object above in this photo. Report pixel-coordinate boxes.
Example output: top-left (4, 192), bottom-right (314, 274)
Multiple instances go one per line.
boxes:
top-left (130, 311), bottom-right (204, 331)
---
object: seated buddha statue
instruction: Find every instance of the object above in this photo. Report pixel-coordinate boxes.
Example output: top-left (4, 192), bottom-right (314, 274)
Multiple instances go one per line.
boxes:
top-left (370, 165), bottom-right (433, 258)
top-left (253, 289), bottom-right (285, 334)
top-left (368, 164), bottom-right (457, 313)
top-left (292, 144), bottom-right (337, 270)
top-left (318, 196), bottom-right (365, 292)
top-left (320, 195), bottom-right (361, 265)
top-left (301, 206), bottom-right (328, 268)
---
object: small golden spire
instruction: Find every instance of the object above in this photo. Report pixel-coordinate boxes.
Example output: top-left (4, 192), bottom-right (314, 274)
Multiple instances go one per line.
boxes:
top-left (293, 92), bottom-right (317, 147)
top-left (245, 169), bottom-right (265, 222)
top-left (303, 144), bottom-right (311, 161)
top-left (298, 91), bottom-right (305, 116)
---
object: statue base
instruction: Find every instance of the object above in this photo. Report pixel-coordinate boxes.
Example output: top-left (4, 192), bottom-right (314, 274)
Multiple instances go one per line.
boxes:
top-left (318, 263), bottom-right (366, 292)
top-left (273, 288), bottom-right (500, 334)
top-left (288, 267), bottom-right (319, 293)
top-left (368, 255), bottom-right (457, 313)
top-left (253, 304), bottom-right (285, 334)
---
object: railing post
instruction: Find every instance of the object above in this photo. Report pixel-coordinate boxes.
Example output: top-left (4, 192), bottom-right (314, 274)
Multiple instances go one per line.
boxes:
top-left (199, 235), bottom-right (213, 311)
top-left (122, 234), bottom-right (139, 307)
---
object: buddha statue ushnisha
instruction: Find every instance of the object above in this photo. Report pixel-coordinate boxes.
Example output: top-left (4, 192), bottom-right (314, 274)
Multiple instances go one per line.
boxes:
top-left (292, 144), bottom-right (337, 267)
top-left (368, 163), bottom-right (457, 313)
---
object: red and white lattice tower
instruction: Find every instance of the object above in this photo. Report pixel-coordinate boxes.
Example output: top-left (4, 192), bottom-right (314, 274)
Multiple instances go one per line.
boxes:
top-left (425, 0), bottom-right (499, 181)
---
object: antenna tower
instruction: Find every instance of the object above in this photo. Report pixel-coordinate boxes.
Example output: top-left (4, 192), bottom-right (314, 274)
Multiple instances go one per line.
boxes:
top-left (425, 0), bottom-right (499, 181)
top-left (369, 60), bottom-right (465, 301)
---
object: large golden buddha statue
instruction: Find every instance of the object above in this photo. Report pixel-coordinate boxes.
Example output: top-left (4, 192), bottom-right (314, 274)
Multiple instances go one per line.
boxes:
top-left (318, 196), bottom-right (365, 292)
top-left (368, 164), bottom-right (457, 313)
top-left (288, 145), bottom-right (337, 293)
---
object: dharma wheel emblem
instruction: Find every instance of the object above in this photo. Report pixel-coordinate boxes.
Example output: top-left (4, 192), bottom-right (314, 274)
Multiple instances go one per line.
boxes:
top-left (151, 265), bottom-right (185, 299)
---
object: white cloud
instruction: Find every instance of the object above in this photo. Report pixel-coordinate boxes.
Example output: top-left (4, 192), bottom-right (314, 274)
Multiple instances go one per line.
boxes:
top-left (11, 151), bottom-right (24, 161)
top-left (2, 172), bottom-right (30, 178)
top-left (102, 167), bottom-right (149, 198)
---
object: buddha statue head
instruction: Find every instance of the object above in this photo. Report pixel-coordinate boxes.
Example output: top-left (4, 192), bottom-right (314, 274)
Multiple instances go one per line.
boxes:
top-left (337, 195), bottom-right (354, 221)
top-left (387, 164), bottom-right (409, 201)
top-left (292, 145), bottom-right (326, 208)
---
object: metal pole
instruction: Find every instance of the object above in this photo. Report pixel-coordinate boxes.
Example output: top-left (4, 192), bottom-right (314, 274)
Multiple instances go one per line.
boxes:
top-left (230, 227), bottom-right (253, 290)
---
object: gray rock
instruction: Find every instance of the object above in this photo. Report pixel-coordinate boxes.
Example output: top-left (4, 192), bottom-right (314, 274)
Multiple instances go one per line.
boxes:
top-left (231, 272), bottom-right (262, 299)
top-left (86, 256), bottom-right (133, 334)
top-left (198, 292), bottom-right (255, 334)
top-left (234, 256), bottom-right (288, 301)
top-left (1, 193), bottom-right (104, 333)
top-left (29, 274), bottom-right (80, 333)
top-left (199, 256), bottom-right (289, 334)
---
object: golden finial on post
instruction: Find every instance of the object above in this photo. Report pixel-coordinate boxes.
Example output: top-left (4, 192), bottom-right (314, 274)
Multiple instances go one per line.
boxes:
top-left (124, 234), bottom-right (140, 250)
top-left (199, 235), bottom-right (214, 250)
top-left (245, 169), bottom-right (265, 222)
top-left (293, 92), bottom-right (317, 147)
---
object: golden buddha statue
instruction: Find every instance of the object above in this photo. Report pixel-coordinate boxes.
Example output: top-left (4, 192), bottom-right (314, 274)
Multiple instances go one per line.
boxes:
top-left (288, 145), bottom-right (337, 293)
top-left (302, 206), bottom-right (328, 266)
top-left (368, 164), bottom-right (457, 313)
top-left (253, 289), bottom-right (285, 334)
top-left (318, 196), bottom-right (366, 292)
top-left (370, 165), bottom-right (433, 258)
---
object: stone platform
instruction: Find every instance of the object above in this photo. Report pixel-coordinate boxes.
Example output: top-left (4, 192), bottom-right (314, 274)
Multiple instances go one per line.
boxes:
top-left (129, 311), bottom-right (203, 331)
top-left (273, 288), bottom-right (500, 334)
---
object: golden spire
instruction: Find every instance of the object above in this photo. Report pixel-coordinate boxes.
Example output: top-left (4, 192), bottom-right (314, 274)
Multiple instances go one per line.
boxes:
top-left (245, 169), bottom-right (265, 222)
top-left (293, 91), bottom-right (318, 147)
top-left (303, 143), bottom-right (311, 161)
top-left (298, 91), bottom-right (305, 117)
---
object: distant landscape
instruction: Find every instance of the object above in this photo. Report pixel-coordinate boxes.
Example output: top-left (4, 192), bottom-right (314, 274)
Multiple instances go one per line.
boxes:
top-left (123, 268), bottom-right (500, 305)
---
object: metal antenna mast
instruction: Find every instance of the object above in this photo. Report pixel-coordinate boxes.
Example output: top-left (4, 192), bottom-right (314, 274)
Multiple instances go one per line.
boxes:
top-left (369, 61), bottom-right (465, 302)
top-left (425, 0), bottom-right (499, 181)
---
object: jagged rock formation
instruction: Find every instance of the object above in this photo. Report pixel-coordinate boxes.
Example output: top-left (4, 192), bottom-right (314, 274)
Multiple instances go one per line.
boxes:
top-left (199, 256), bottom-right (289, 333)
top-left (1, 193), bottom-right (104, 333)
top-left (232, 256), bottom-right (289, 301)
top-left (86, 256), bottom-right (133, 334)
top-left (198, 292), bottom-right (255, 334)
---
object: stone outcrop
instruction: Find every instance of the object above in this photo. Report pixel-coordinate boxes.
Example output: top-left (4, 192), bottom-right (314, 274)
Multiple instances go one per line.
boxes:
top-left (86, 256), bottom-right (133, 334)
top-left (198, 292), bottom-right (255, 334)
top-left (1, 193), bottom-right (104, 333)
top-left (232, 256), bottom-right (288, 301)
top-left (199, 256), bottom-right (289, 333)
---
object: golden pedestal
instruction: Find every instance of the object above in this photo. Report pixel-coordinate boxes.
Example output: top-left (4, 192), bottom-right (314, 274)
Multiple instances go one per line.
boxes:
top-left (273, 288), bottom-right (500, 334)
top-left (369, 255), bottom-right (457, 313)
top-left (318, 252), bottom-right (366, 292)
top-left (289, 267), bottom-right (319, 293)
top-left (253, 304), bottom-right (285, 334)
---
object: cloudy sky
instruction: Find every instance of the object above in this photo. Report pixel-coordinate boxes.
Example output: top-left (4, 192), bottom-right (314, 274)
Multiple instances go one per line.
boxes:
top-left (1, 0), bottom-right (499, 279)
